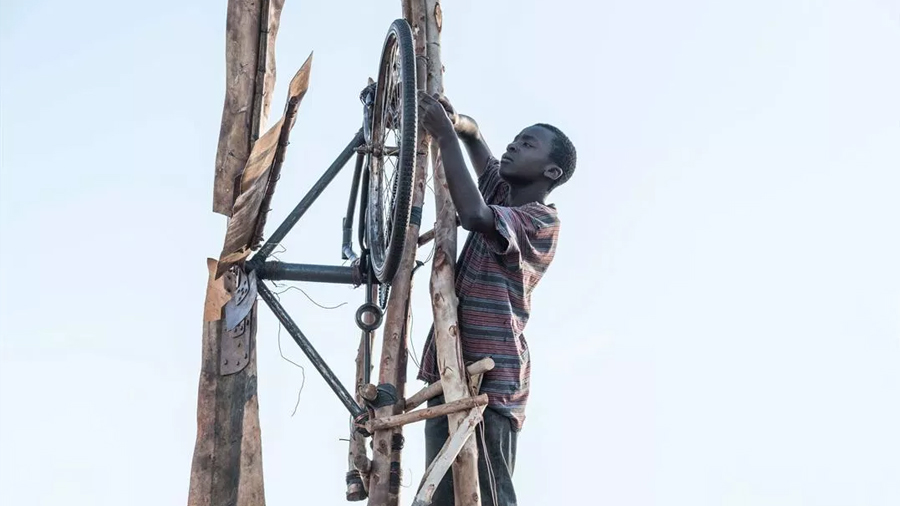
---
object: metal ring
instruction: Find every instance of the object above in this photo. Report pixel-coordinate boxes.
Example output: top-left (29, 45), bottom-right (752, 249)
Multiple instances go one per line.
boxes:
top-left (355, 302), bottom-right (383, 332)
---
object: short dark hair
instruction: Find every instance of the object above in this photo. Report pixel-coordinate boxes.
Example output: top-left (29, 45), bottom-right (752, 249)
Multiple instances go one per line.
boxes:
top-left (534, 123), bottom-right (576, 190)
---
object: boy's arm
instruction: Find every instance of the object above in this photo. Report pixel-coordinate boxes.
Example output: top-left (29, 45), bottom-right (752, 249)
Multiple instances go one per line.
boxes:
top-left (454, 115), bottom-right (494, 178)
top-left (433, 95), bottom-right (494, 177)
top-left (420, 93), bottom-right (497, 235)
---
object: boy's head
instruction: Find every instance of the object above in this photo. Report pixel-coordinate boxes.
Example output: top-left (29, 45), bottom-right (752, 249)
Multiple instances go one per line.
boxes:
top-left (499, 123), bottom-right (576, 192)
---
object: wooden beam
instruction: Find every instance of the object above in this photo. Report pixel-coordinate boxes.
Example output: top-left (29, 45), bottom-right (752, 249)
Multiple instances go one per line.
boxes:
top-left (347, 285), bottom-right (377, 501)
top-left (424, 1), bottom-right (483, 505)
top-left (358, 383), bottom-right (379, 402)
top-left (188, 261), bottom-right (265, 506)
top-left (191, 1), bottom-right (285, 504)
top-left (369, 394), bottom-right (488, 433)
top-left (366, 3), bottom-right (428, 503)
top-left (405, 358), bottom-right (494, 411)
top-left (417, 227), bottom-right (435, 246)
top-left (213, 0), bottom-right (285, 216)
top-left (216, 56), bottom-right (313, 278)
top-left (411, 407), bottom-right (485, 506)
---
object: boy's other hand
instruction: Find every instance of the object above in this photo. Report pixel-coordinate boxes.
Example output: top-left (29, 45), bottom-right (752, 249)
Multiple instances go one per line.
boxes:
top-left (418, 91), bottom-right (455, 138)
top-left (435, 94), bottom-right (459, 125)
top-left (432, 94), bottom-right (479, 138)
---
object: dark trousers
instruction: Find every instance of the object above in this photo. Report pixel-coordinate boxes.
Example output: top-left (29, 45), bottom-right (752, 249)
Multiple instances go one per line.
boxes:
top-left (424, 395), bottom-right (518, 506)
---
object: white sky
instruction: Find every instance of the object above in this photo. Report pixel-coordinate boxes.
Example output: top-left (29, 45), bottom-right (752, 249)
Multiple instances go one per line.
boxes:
top-left (1, 1), bottom-right (899, 505)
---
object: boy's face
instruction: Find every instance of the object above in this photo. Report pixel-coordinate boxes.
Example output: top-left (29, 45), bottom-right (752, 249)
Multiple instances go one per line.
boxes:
top-left (498, 125), bottom-right (560, 186)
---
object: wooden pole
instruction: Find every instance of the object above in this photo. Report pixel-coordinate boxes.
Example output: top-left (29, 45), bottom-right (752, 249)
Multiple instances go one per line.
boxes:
top-left (368, 395), bottom-right (488, 433)
top-left (189, 263), bottom-right (265, 506)
top-left (365, 2), bottom-right (428, 504)
top-left (404, 358), bottom-right (494, 411)
top-left (347, 285), bottom-right (377, 501)
top-left (190, 2), bottom-right (284, 505)
top-left (411, 407), bottom-right (485, 506)
top-left (424, 1), bottom-right (483, 505)
top-left (213, 0), bottom-right (285, 216)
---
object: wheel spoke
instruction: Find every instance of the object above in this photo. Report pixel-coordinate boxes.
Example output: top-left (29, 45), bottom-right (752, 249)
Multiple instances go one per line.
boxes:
top-left (376, 42), bottom-right (404, 249)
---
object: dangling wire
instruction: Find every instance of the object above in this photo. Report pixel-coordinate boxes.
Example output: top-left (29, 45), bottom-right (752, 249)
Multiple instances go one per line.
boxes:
top-left (272, 281), bottom-right (348, 310)
top-left (408, 302), bottom-right (421, 369)
top-left (267, 277), bottom-right (345, 417)
top-left (478, 420), bottom-right (500, 506)
top-left (276, 321), bottom-right (306, 417)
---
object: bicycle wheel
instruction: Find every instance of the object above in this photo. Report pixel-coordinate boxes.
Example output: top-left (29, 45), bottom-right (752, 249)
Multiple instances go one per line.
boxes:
top-left (366, 19), bottom-right (417, 284)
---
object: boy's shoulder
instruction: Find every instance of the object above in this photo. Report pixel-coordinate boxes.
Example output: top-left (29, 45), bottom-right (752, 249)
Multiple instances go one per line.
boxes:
top-left (512, 201), bottom-right (561, 232)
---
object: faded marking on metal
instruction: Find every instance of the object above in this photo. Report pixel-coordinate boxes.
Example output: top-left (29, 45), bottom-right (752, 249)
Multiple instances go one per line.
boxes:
top-left (224, 269), bottom-right (258, 330)
top-left (220, 265), bottom-right (253, 375)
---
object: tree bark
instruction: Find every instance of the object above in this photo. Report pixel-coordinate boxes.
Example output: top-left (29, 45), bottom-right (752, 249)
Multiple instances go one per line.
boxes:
top-left (424, 1), bottom-right (483, 505)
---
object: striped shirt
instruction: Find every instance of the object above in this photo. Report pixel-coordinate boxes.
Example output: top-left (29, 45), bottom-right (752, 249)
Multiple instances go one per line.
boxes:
top-left (417, 157), bottom-right (560, 431)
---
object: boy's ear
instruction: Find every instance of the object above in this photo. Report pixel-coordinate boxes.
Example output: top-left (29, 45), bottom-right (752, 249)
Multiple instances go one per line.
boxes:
top-left (543, 165), bottom-right (563, 182)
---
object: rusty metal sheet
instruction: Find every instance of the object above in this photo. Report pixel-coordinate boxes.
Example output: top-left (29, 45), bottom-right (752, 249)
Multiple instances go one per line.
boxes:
top-left (212, 0), bottom-right (285, 216)
top-left (215, 54), bottom-right (313, 278)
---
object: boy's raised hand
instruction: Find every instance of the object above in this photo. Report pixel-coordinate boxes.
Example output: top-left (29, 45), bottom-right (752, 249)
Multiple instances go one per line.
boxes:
top-left (435, 94), bottom-right (459, 125)
top-left (418, 91), bottom-right (455, 138)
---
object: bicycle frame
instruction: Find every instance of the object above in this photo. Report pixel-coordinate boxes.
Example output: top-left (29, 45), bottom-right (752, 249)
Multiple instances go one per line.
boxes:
top-left (246, 85), bottom-right (382, 424)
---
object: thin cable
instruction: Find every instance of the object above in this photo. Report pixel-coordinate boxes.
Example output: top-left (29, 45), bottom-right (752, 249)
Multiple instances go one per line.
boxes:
top-left (422, 240), bottom-right (436, 265)
top-left (272, 282), bottom-right (348, 310)
top-left (270, 244), bottom-right (288, 263)
top-left (400, 467), bottom-right (413, 489)
top-left (478, 421), bottom-right (500, 506)
top-left (407, 303), bottom-right (420, 369)
top-left (277, 322), bottom-right (306, 417)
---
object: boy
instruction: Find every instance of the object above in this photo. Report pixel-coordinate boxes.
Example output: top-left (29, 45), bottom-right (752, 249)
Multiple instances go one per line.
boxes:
top-left (416, 91), bottom-right (577, 506)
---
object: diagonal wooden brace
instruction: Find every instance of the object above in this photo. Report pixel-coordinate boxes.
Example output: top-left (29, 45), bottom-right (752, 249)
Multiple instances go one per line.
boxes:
top-left (411, 406), bottom-right (485, 506)
top-left (404, 358), bottom-right (495, 411)
top-left (366, 394), bottom-right (488, 433)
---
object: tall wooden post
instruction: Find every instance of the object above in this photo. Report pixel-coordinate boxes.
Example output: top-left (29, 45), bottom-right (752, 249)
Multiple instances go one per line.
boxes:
top-left (189, 2), bottom-right (285, 505)
top-left (425, 1), bottom-right (483, 505)
top-left (364, 2), bottom-right (429, 504)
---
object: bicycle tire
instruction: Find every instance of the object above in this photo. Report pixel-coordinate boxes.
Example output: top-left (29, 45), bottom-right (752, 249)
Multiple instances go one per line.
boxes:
top-left (366, 19), bottom-right (417, 284)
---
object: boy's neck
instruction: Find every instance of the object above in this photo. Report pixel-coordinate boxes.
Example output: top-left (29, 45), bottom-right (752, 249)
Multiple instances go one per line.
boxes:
top-left (506, 184), bottom-right (548, 207)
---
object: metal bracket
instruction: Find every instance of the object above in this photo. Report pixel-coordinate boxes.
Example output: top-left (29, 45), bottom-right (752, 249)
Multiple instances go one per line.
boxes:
top-left (224, 268), bottom-right (258, 331)
top-left (220, 266), bottom-right (255, 375)
top-left (220, 312), bottom-right (252, 375)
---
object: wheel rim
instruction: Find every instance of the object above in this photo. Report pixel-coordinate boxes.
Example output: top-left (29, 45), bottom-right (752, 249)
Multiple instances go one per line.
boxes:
top-left (370, 34), bottom-right (403, 273)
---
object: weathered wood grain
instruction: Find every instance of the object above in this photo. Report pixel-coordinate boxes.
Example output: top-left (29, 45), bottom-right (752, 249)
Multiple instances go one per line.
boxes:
top-left (411, 407), bottom-right (485, 506)
top-left (213, 0), bottom-right (285, 216)
top-left (425, 1), bottom-right (482, 504)
top-left (216, 55), bottom-right (313, 278)
top-left (366, 3), bottom-right (427, 505)
top-left (189, 260), bottom-right (265, 506)
top-left (368, 395), bottom-right (488, 433)
top-left (404, 358), bottom-right (494, 411)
